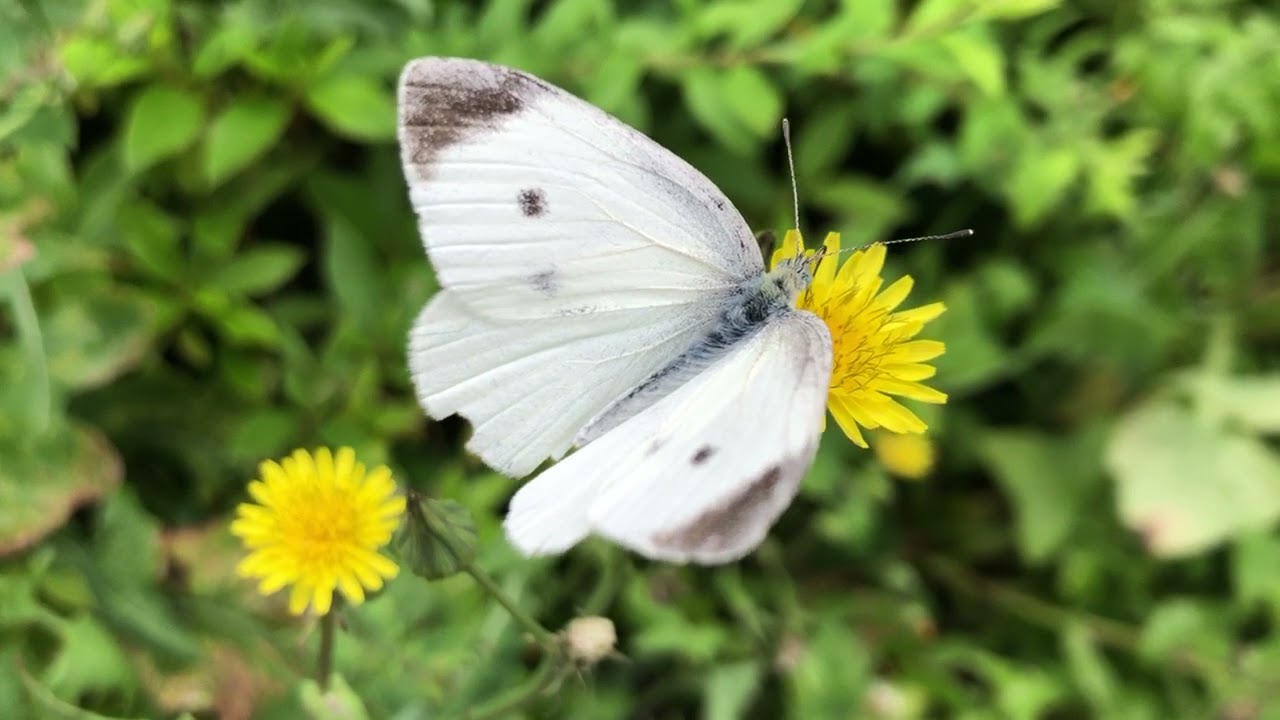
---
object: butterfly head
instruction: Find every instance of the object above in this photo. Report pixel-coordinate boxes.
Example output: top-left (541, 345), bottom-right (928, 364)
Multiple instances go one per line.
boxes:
top-left (765, 245), bottom-right (824, 305)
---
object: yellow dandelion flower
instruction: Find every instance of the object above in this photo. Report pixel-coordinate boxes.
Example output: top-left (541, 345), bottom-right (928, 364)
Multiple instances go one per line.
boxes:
top-left (771, 230), bottom-right (948, 448)
top-left (231, 447), bottom-right (406, 616)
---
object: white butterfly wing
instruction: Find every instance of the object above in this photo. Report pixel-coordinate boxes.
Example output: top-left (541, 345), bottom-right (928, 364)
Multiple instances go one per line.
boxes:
top-left (399, 57), bottom-right (765, 476)
top-left (398, 57), bottom-right (762, 317)
top-left (411, 290), bottom-right (724, 476)
top-left (505, 310), bottom-right (833, 564)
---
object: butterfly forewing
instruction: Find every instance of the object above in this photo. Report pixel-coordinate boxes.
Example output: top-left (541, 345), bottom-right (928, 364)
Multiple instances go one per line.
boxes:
top-left (398, 58), bottom-right (767, 476)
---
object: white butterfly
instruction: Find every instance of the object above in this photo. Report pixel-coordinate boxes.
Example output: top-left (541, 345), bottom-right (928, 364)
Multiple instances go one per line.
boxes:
top-left (397, 57), bottom-right (832, 564)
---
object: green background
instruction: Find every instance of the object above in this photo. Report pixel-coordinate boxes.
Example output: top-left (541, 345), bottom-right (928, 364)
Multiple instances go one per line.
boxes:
top-left (3, 0), bottom-right (1280, 717)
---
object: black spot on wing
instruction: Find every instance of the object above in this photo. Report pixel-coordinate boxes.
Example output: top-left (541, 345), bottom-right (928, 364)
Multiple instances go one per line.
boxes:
top-left (691, 446), bottom-right (716, 465)
top-left (398, 59), bottom-right (550, 174)
top-left (518, 188), bottom-right (546, 217)
top-left (529, 269), bottom-right (557, 296)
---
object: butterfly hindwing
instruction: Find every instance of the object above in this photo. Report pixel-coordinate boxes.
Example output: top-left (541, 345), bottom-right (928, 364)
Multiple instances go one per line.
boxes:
top-left (504, 310), bottom-right (833, 563)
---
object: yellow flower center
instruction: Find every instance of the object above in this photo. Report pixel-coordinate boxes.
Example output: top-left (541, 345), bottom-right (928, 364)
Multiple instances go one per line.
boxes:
top-left (811, 291), bottom-right (895, 396)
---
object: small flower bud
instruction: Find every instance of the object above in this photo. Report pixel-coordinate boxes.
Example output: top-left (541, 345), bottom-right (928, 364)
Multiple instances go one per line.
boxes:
top-left (394, 492), bottom-right (477, 581)
top-left (562, 616), bottom-right (617, 666)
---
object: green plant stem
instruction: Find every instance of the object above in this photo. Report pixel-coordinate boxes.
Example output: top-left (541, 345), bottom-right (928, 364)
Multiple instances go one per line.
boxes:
top-left (0, 269), bottom-right (50, 432)
top-left (919, 554), bottom-right (1222, 682)
top-left (317, 600), bottom-right (339, 690)
top-left (458, 656), bottom-right (566, 720)
top-left (580, 543), bottom-right (622, 615)
top-left (465, 565), bottom-right (560, 653)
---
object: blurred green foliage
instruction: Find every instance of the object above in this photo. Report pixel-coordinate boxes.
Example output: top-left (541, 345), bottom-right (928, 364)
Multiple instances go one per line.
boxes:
top-left (2, 0), bottom-right (1279, 717)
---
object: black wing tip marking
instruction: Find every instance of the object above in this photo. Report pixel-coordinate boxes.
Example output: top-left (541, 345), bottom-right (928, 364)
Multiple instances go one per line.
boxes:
top-left (398, 57), bottom-right (551, 170)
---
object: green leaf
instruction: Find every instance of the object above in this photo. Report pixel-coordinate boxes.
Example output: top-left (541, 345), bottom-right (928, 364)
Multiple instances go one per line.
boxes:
top-left (681, 68), bottom-right (754, 155)
top-left (931, 281), bottom-right (1008, 393)
top-left (476, 0), bottom-right (538, 49)
top-left (305, 75), bottom-right (396, 142)
top-left (43, 289), bottom-right (158, 391)
top-left (122, 86), bottom-right (204, 172)
top-left (704, 661), bottom-right (763, 720)
top-left (212, 304), bottom-right (281, 347)
top-left (76, 491), bottom-right (203, 663)
top-left (0, 82), bottom-right (49, 145)
top-left (840, 0), bottom-right (897, 41)
top-left (205, 244), bottom-right (305, 297)
top-left (203, 96), bottom-right (292, 186)
top-left (629, 609), bottom-right (730, 663)
top-left (972, 0), bottom-right (1062, 21)
top-left (0, 269), bottom-right (51, 435)
top-left (0, 646), bottom-right (25, 718)
top-left (1084, 128), bottom-right (1158, 219)
top-left (787, 613), bottom-right (872, 717)
top-left (531, 0), bottom-right (614, 52)
top-left (720, 65), bottom-right (783, 139)
top-left (904, 0), bottom-right (969, 36)
top-left (1061, 622), bottom-right (1117, 711)
top-left (119, 202), bottom-right (184, 279)
top-left (1138, 598), bottom-right (1231, 666)
top-left (696, 0), bottom-right (804, 48)
top-left (242, 24), bottom-right (352, 87)
top-left (20, 663), bottom-right (146, 720)
top-left (976, 259), bottom-right (1038, 321)
top-left (395, 495), bottom-right (477, 580)
top-left (1026, 260), bottom-right (1176, 372)
top-left (1007, 145), bottom-right (1080, 227)
top-left (809, 178), bottom-right (907, 246)
top-left (1182, 373), bottom-right (1280, 435)
top-left (319, 211), bottom-right (383, 331)
top-left (0, 425), bottom-right (122, 557)
top-left (958, 97), bottom-right (1025, 170)
top-left (192, 23), bottom-right (258, 79)
top-left (978, 430), bottom-right (1100, 563)
top-left (43, 615), bottom-right (135, 701)
top-left (227, 409), bottom-right (300, 462)
top-left (794, 103), bottom-right (858, 178)
top-left (585, 47), bottom-right (645, 117)
top-left (58, 36), bottom-right (150, 88)
top-left (941, 31), bottom-right (1006, 96)
top-left (1232, 533), bottom-right (1280, 608)
top-left (300, 674), bottom-right (371, 720)
top-left (1106, 399), bottom-right (1280, 557)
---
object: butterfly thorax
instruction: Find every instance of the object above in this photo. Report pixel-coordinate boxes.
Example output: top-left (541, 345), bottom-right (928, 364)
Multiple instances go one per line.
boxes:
top-left (762, 256), bottom-right (815, 305)
top-left (574, 263), bottom-right (813, 447)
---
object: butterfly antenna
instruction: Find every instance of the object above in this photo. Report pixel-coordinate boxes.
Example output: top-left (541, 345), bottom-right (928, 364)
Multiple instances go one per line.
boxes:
top-left (782, 118), bottom-right (800, 233)
top-left (846, 228), bottom-right (975, 254)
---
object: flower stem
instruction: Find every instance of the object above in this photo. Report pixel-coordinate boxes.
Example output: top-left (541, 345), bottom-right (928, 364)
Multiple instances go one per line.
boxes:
top-left (317, 600), bottom-right (339, 690)
top-left (919, 553), bottom-right (1223, 683)
top-left (465, 565), bottom-right (560, 653)
top-left (458, 656), bottom-right (567, 720)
